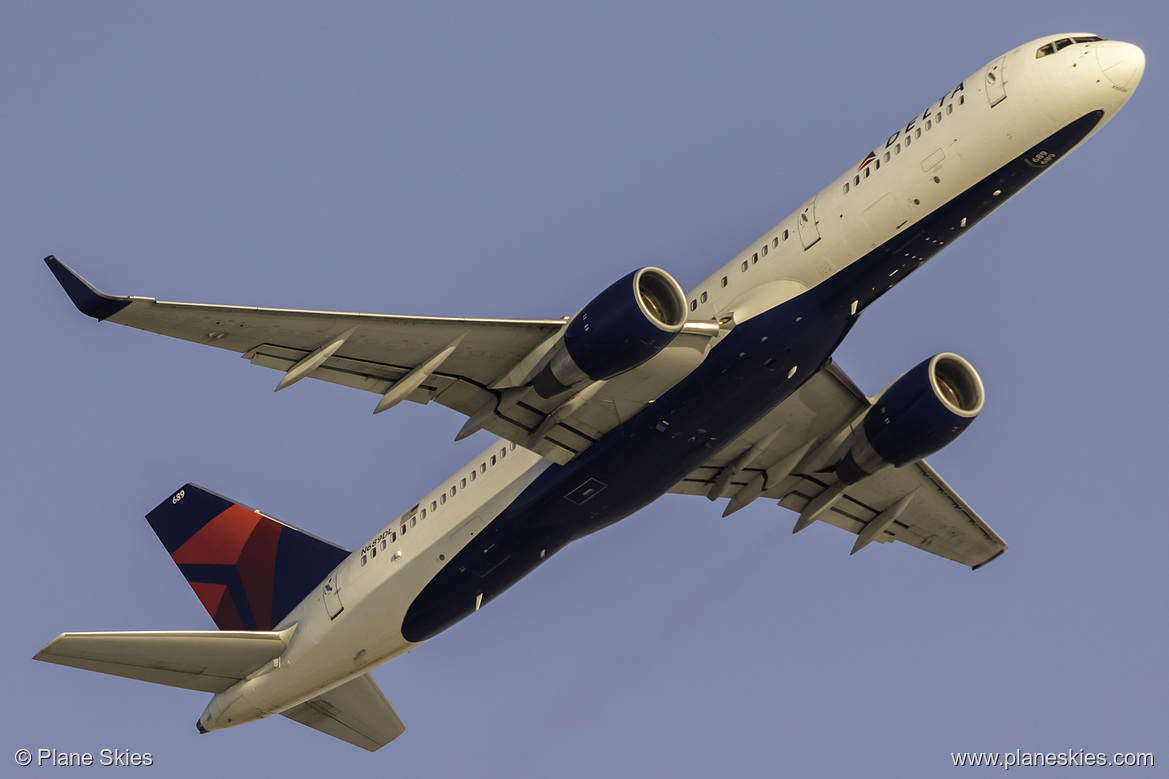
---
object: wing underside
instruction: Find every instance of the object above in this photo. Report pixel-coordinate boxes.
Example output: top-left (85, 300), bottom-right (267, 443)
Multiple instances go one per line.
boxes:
top-left (45, 256), bottom-right (717, 464)
top-left (46, 257), bottom-right (1004, 565)
top-left (672, 361), bottom-right (1007, 568)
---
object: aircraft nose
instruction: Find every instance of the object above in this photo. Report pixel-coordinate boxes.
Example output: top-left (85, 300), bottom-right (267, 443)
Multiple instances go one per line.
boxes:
top-left (1095, 41), bottom-right (1145, 90)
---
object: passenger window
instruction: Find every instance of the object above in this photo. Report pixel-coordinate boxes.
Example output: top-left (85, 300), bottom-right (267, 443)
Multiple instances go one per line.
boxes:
top-left (381, 539), bottom-right (387, 550)
top-left (884, 152), bottom-right (890, 162)
top-left (440, 494), bottom-right (446, 505)
top-left (772, 237), bottom-right (778, 247)
top-left (361, 553), bottom-right (367, 565)
top-left (500, 448), bottom-right (507, 458)
top-left (700, 291), bottom-right (708, 303)
top-left (480, 463), bottom-right (486, 473)
top-left (946, 104), bottom-right (953, 115)
top-left (411, 517), bottom-right (416, 527)
top-left (863, 168), bottom-right (870, 178)
top-left (854, 175), bottom-right (860, 185)
top-left (874, 159), bottom-right (880, 170)
top-left (721, 276), bottom-right (728, 287)
top-left (782, 230), bottom-right (789, 240)
top-left (915, 128), bottom-right (921, 138)
top-left (470, 471), bottom-right (476, 482)
top-left (843, 183), bottom-right (849, 194)
top-left (490, 455), bottom-right (496, 466)
top-left (391, 531), bottom-right (397, 542)
top-left (460, 478), bottom-right (466, 488)
top-left (741, 261), bottom-right (748, 272)
top-left (400, 524), bottom-right (406, 536)
top-left (431, 501), bottom-right (437, 511)
top-left (690, 299), bottom-right (697, 311)
top-left (761, 244), bottom-right (767, 256)
top-left (421, 508), bottom-right (427, 519)
top-left (895, 143), bottom-right (901, 154)
top-left (451, 486), bottom-right (456, 496)
top-left (925, 120), bottom-right (932, 130)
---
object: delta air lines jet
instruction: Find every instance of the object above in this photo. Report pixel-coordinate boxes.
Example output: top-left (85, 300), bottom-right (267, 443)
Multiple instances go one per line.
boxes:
top-left (37, 35), bottom-right (1144, 750)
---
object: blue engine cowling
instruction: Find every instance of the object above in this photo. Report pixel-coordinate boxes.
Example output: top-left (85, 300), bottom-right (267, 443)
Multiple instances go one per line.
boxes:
top-left (532, 267), bottom-right (688, 398)
top-left (836, 353), bottom-right (984, 484)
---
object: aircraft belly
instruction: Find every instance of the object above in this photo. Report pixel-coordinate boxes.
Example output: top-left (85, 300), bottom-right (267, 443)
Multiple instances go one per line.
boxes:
top-left (402, 291), bottom-right (853, 643)
top-left (400, 110), bottom-right (1108, 645)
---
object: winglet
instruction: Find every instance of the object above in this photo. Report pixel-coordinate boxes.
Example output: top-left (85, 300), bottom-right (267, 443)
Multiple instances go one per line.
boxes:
top-left (44, 255), bottom-right (132, 321)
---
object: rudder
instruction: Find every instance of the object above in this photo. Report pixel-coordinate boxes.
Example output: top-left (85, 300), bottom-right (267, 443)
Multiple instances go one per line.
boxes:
top-left (147, 484), bottom-right (350, 630)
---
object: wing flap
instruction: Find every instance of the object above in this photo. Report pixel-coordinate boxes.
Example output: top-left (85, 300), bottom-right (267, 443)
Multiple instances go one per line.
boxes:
top-left (282, 673), bottom-right (405, 752)
top-left (33, 630), bottom-right (289, 694)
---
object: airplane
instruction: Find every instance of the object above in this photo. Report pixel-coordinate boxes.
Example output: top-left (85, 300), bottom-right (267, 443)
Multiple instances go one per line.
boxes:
top-left (36, 34), bottom-right (1143, 751)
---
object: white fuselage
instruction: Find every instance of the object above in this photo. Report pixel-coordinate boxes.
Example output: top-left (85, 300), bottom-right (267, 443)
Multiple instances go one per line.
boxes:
top-left (199, 34), bottom-right (1143, 733)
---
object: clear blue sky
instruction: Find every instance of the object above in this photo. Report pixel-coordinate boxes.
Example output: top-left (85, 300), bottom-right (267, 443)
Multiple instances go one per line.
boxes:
top-left (3, 2), bottom-right (1164, 776)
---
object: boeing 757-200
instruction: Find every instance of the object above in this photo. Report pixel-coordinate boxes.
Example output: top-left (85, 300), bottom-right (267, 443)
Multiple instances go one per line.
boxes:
top-left (36, 35), bottom-right (1144, 750)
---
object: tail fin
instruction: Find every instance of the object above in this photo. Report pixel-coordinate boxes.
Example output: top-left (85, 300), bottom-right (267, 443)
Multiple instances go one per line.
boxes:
top-left (147, 485), bottom-right (350, 630)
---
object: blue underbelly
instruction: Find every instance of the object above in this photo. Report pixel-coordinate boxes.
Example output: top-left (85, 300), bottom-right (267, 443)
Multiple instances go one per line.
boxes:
top-left (400, 109), bottom-right (1105, 643)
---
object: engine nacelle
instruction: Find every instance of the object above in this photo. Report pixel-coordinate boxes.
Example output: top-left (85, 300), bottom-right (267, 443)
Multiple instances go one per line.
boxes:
top-left (836, 353), bottom-right (984, 484)
top-left (532, 267), bottom-right (688, 398)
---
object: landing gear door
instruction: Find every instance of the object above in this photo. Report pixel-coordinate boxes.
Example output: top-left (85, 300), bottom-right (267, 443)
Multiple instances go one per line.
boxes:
top-left (985, 56), bottom-right (1006, 107)
top-left (797, 196), bottom-right (821, 250)
top-left (323, 572), bottom-right (344, 619)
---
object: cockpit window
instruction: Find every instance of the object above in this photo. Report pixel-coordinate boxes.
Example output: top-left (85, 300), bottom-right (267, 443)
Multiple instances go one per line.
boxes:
top-left (1036, 35), bottom-right (1104, 58)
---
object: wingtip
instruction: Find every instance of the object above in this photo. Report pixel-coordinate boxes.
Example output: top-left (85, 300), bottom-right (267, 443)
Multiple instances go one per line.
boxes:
top-left (971, 546), bottom-right (1008, 570)
top-left (44, 255), bottom-right (132, 321)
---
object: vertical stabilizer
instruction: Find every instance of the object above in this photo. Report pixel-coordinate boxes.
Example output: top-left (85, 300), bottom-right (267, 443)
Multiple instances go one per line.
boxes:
top-left (147, 485), bottom-right (350, 630)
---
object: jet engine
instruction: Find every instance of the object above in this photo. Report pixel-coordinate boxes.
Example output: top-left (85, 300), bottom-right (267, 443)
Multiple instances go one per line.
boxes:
top-left (532, 267), bottom-right (688, 398)
top-left (835, 353), bottom-right (984, 484)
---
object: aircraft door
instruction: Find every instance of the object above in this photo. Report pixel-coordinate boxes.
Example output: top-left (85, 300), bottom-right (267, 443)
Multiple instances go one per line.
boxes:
top-left (323, 572), bottom-right (344, 619)
top-left (797, 196), bottom-right (821, 250)
top-left (985, 56), bottom-right (1006, 106)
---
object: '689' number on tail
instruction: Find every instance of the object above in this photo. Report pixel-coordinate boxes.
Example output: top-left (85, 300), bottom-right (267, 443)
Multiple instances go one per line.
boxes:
top-left (172, 490), bottom-right (185, 504)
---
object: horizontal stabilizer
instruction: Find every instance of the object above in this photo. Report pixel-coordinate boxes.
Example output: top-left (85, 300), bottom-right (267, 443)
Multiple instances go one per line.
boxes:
top-left (33, 629), bottom-right (289, 694)
top-left (282, 673), bottom-right (405, 751)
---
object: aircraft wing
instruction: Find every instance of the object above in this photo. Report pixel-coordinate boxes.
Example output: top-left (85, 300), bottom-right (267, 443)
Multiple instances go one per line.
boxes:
top-left (46, 257), bottom-right (717, 464)
top-left (670, 360), bottom-right (1008, 569)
